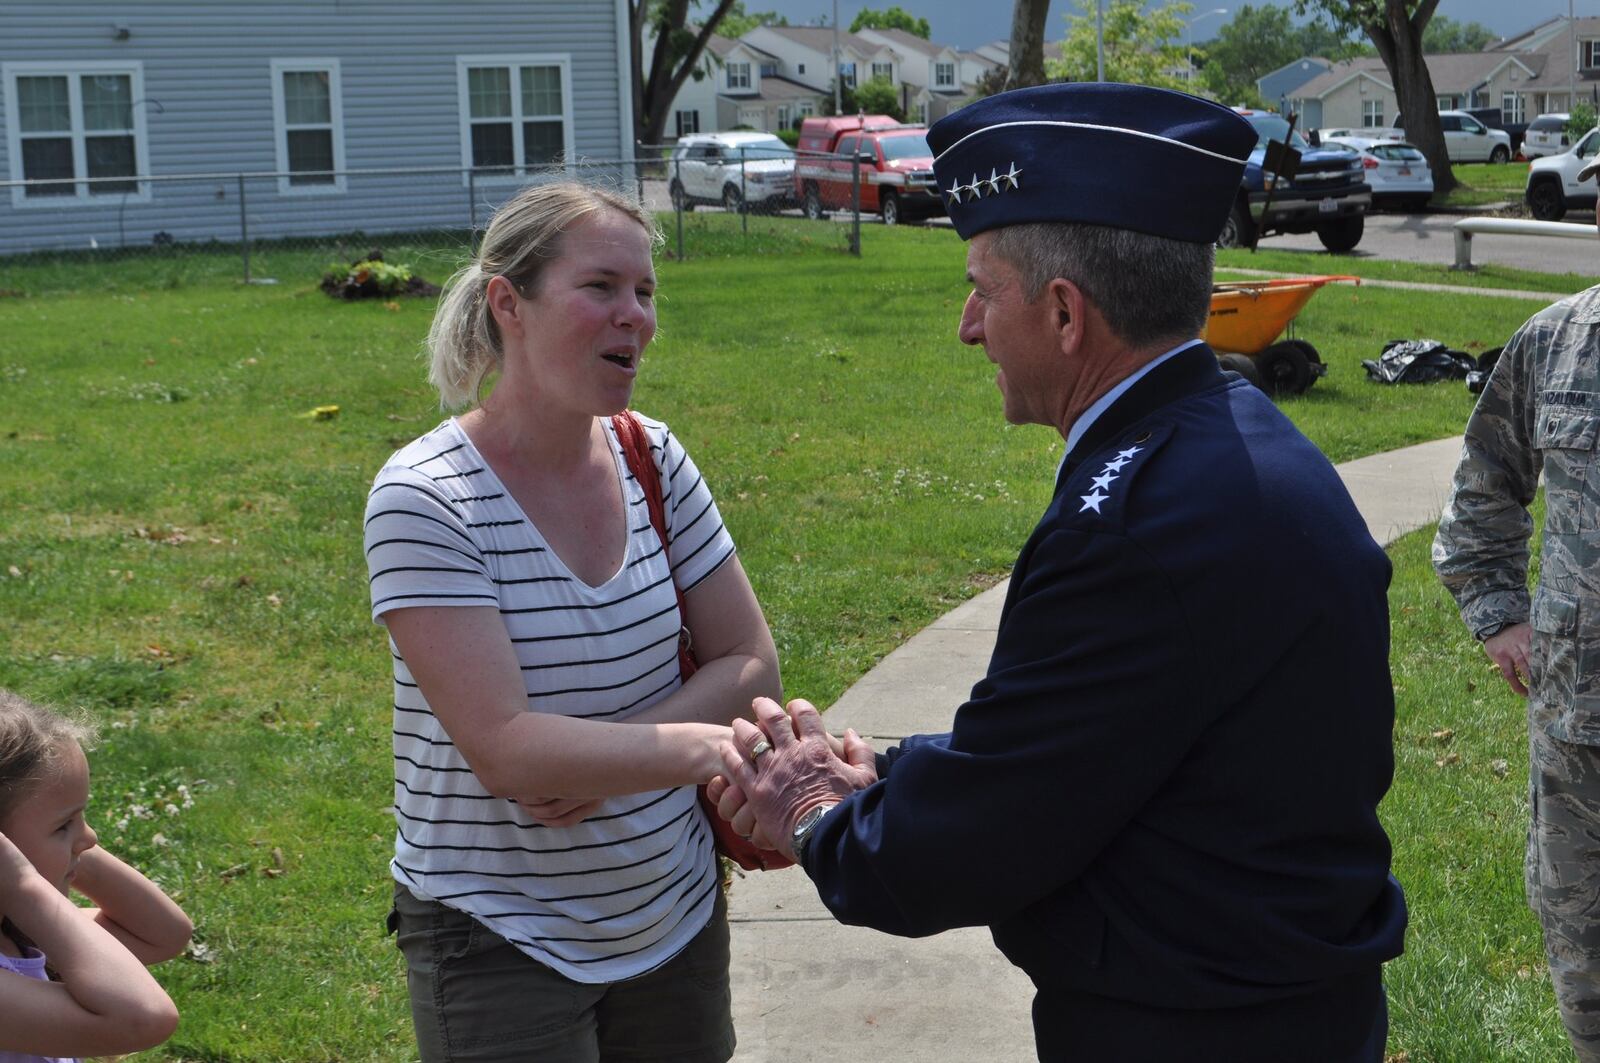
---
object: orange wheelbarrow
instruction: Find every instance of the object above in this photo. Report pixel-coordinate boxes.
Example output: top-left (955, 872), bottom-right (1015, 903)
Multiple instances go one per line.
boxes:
top-left (1205, 275), bottom-right (1360, 396)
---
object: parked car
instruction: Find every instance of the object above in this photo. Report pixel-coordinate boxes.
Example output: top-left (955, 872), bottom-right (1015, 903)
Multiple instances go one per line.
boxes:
top-left (1221, 109), bottom-right (1370, 253)
top-left (1320, 135), bottom-right (1433, 210)
top-left (1524, 126), bottom-right (1600, 220)
top-left (668, 131), bottom-right (796, 213)
top-left (793, 115), bottom-right (942, 225)
top-left (1464, 106), bottom-right (1528, 157)
top-left (1393, 110), bottom-right (1513, 163)
top-left (1522, 113), bottom-right (1573, 159)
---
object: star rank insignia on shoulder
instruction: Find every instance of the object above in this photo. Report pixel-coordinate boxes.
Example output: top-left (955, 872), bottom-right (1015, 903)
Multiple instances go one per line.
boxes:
top-left (1067, 425), bottom-right (1172, 525)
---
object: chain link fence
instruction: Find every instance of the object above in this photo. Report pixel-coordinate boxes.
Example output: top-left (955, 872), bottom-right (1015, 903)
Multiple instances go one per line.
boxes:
top-left (0, 154), bottom-right (887, 292)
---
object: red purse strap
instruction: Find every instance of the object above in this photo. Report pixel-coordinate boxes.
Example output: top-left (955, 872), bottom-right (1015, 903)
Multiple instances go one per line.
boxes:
top-left (610, 413), bottom-right (697, 677)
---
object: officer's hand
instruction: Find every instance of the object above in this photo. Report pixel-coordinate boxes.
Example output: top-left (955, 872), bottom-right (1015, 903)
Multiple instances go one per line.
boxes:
top-left (1484, 622), bottom-right (1533, 697)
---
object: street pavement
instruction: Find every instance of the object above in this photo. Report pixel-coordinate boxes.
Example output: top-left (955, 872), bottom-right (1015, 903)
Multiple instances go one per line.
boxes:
top-left (1253, 207), bottom-right (1598, 274)
top-left (725, 435), bottom-right (1469, 1062)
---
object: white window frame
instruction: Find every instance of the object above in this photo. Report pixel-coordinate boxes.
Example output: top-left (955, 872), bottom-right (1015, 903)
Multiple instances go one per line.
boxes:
top-left (1361, 98), bottom-right (1383, 127)
top-left (726, 61), bottom-right (751, 90)
top-left (674, 109), bottom-right (700, 137)
top-left (871, 61), bottom-right (893, 82)
top-left (2, 60), bottom-right (151, 209)
top-left (1436, 94), bottom-right (1457, 111)
top-left (934, 61), bottom-right (956, 88)
top-left (839, 62), bottom-right (857, 89)
top-left (1503, 92), bottom-right (1525, 124)
top-left (798, 100), bottom-right (816, 117)
top-left (455, 54), bottom-right (574, 187)
top-left (269, 58), bottom-right (345, 195)
top-left (776, 104), bottom-right (791, 130)
top-left (1583, 40), bottom-right (1600, 69)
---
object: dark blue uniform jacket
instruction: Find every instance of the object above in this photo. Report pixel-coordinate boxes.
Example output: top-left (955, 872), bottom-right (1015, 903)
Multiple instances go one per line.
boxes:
top-left (804, 344), bottom-right (1406, 1020)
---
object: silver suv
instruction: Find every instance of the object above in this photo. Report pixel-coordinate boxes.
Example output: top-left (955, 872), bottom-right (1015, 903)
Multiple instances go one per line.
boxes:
top-left (668, 132), bottom-right (796, 213)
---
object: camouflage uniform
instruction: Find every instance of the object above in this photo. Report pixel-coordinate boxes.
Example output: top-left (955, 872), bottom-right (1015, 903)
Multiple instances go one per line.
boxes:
top-left (1434, 284), bottom-right (1600, 1061)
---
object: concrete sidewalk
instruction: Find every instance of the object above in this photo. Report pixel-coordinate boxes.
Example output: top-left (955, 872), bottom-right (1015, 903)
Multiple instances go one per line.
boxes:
top-left (726, 435), bottom-right (1468, 1062)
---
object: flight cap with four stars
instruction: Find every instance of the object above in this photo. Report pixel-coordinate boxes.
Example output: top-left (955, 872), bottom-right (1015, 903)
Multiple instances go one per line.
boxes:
top-left (928, 82), bottom-right (1257, 244)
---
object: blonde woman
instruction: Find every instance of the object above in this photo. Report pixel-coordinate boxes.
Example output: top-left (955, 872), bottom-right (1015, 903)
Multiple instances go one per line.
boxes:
top-left (366, 181), bottom-right (779, 1062)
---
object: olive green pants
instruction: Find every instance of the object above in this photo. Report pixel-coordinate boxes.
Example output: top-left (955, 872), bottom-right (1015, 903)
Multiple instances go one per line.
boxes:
top-left (392, 884), bottom-right (735, 1063)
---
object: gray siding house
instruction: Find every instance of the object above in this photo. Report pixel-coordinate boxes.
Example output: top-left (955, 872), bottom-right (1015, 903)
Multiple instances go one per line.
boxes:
top-left (0, 0), bottom-right (632, 254)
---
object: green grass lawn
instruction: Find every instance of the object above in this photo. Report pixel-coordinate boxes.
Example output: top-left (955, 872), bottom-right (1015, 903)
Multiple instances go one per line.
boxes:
top-left (1434, 160), bottom-right (1533, 209)
top-left (0, 213), bottom-right (1578, 1058)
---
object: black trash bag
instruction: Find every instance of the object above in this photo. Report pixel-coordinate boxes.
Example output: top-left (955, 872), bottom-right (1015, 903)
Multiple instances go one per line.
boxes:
top-left (1362, 339), bottom-right (1477, 384)
top-left (1465, 345), bottom-right (1505, 395)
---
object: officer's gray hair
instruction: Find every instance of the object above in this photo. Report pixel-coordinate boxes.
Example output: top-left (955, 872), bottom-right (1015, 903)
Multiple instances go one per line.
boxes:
top-left (987, 223), bottom-right (1214, 350)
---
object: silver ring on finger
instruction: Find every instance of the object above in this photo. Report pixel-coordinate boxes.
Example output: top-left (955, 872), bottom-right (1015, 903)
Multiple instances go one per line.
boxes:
top-left (749, 738), bottom-right (772, 763)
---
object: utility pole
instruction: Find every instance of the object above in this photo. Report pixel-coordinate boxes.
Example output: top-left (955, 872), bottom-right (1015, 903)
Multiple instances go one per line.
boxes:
top-left (1096, 0), bottom-right (1105, 82)
top-left (833, 0), bottom-right (842, 114)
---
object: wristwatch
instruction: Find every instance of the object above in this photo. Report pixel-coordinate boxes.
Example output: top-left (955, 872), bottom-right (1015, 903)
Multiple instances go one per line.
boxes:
top-left (791, 802), bottom-right (838, 864)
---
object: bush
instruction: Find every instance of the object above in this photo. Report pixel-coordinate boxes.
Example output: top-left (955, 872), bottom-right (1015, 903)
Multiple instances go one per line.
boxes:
top-left (776, 127), bottom-right (800, 146)
top-left (319, 252), bottom-right (439, 300)
top-left (1567, 100), bottom-right (1596, 143)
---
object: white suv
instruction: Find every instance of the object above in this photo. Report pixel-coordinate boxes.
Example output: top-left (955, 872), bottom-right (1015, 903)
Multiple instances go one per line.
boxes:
top-left (1524, 126), bottom-right (1600, 220)
top-left (1394, 110), bottom-right (1512, 163)
top-left (668, 132), bottom-right (796, 212)
top-left (1522, 113), bottom-right (1573, 159)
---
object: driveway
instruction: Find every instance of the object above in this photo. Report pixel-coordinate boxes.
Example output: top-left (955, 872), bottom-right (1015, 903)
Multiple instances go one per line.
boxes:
top-left (1253, 208), bottom-right (1599, 273)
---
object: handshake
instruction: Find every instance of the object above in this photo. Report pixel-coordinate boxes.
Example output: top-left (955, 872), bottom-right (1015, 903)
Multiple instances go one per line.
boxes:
top-left (706, 696), bottom-right (879, 861)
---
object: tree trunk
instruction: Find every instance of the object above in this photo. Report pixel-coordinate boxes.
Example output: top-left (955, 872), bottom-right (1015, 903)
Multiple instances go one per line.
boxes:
top-left (633, 0), bottom-right (737, 147)
top-left (1007, 0), bottom-right (1050, 90)
top-left (1366, 0), bottom-right (1455, 195)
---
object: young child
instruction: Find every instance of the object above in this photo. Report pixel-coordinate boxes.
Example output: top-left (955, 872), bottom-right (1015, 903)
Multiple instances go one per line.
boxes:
top-left (0, 689), bottom-right (192, 1062)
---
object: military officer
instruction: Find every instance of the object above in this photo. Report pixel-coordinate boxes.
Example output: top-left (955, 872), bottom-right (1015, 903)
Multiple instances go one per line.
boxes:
top-left (714, 83), bottom-right (1407, 1061)
top-left (1433, 154), bottom-right (1600, 1062)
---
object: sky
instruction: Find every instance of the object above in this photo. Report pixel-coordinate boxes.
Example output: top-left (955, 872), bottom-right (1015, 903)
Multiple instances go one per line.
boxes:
top-left (745, 0), bottom-right (1600, 51)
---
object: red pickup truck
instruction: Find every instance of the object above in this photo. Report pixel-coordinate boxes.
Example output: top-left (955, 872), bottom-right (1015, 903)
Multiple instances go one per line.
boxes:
top-left (794, 115), bottom-right (943, 225)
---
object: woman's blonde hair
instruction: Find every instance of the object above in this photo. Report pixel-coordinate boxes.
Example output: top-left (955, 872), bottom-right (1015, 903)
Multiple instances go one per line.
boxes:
top-left (427, 180), bottom-right (662, 408)
top-left (0, 690), bottom-right (96, 820)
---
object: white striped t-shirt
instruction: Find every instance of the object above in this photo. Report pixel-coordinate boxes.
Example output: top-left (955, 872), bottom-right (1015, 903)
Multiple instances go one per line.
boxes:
top-left (364, 415), bottom-right (735, 983)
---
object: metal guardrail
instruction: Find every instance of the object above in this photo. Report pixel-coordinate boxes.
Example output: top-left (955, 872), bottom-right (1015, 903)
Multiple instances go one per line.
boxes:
top-left (1452, 215), bottom-right (1598, 269)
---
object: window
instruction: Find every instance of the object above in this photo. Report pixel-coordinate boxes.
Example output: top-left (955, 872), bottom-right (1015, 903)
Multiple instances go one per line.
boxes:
top-left (1460, 115), bottom-right (1486, 134)
top-left (839, 62), bottom-right (857, 89)
top-left (1439, 115), bottom-right (1461, 132)
top-left (934, 61), bottom-right (956, 88)
top-left (3, 61), bottom-right (149, 206)
top-left (798, 100), bottom-right (816, 117)
top-left (1503, 92), bottom-right (1525, 124)
top-left (871, 61), bottom-right (893, 82)
top-left (798, 63), bottom-right (807, 75)
top-left (270, 60), bottom-right (344, 193)
top-left (1470, 90), bottom-right (1489, 109)
top-left (1436, 95), bottom-right (1457, 111)
top-left (726, 62), bottom-right (751, 90)
top-left (675, 109), bottom-right (700, 137)
top-left (1583, 40), bottom-right (1600, 69)
top-left (457, 56), bottom-right (571, 182)
top-left (1361, 99), bottom-right (1383, 127)
top-left (776, 105), bottom-right (791, 130)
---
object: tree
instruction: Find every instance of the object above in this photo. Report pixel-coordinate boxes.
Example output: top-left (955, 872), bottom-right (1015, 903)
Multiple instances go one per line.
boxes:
top-left (1007, 0), bottom-right (1051, 89)
top-left (1297, 0), bottom-right (1455, 194)
top-left (1198, 4), bottom-right (1369, 107)
top-left (630, 0), bottom-right (739, 148)
top-left (1048, 0), bottom-right (1192, 91)
top-left (719, 1), bottom-right (787, 39)
top-left (850, 6), bottom-right (930, 39)
top-left (1421, 16), bottom-right (1496, 53)
top-left (818, 76), bottom-right (906, 122)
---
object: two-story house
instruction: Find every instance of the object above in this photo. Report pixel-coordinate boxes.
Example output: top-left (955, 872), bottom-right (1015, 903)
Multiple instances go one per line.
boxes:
top-left (742, 25), bottom-right (902, 101)
top-left (855, 26), bottom-right (972, 122)
top-left (0, 0), bottom-right (634, 254)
